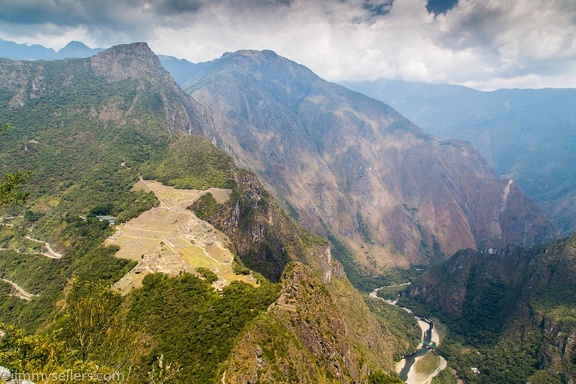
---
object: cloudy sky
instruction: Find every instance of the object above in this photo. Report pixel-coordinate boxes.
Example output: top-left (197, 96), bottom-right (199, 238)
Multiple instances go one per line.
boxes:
top-left (1, 0), bottom-right (576, 90)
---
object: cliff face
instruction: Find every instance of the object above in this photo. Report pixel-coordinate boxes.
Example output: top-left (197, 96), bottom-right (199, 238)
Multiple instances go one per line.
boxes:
top-left (182, 49), bottom-right (556, 269)
top-left (343, 79), bottom-right (576, 236)
top-left (91, 43), bottom-right (212, 135)
top-left (186, 135), bottom-right (404, 383)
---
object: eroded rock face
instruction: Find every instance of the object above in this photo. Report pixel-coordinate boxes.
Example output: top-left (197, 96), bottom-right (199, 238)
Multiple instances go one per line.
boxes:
top-left (90, 42), bottom-right (162, 82)
top-left (90, 43), bottom-right (211, 134)
top-left (183, 49), bottom-right (557, 269)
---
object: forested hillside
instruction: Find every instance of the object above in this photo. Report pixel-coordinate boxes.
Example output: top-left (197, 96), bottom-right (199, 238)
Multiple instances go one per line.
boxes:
top-left (405, 234), bottom-right (576, 383)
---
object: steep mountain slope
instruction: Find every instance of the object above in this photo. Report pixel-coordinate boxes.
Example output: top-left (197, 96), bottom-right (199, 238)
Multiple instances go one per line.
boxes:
top-left (180, 50), bottom-right (556, 273)
top-left (0, 43), bottom-right (411, 382)
top-left (343, 79), bottom-right (576, 235)
top-left (407, 234), bottom-right (576, 383)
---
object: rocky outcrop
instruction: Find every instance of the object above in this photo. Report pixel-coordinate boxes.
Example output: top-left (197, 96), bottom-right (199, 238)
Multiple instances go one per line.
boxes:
top-left (538, 316), bottom-right (576, 378)
top-left (90, 43), bottom-right (211, 135)
top-left (199, 169), bottom-right (337, 282)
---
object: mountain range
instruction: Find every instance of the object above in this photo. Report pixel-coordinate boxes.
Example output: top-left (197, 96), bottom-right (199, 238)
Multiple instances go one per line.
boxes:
top-left (0, 41), bottom-right (417, 383)
top-left (0, 40), bottom-right (558, 274)
top-left (0, 38), bottom-right (103, 60)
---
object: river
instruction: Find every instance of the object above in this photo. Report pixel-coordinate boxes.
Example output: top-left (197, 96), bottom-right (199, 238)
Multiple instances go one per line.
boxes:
top-left (370, 286), bottom-right (447, 384)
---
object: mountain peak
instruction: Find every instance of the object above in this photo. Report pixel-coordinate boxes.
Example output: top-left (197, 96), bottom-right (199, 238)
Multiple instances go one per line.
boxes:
top-left (221, 49), bottom-right (278, 60)
top-left (60, 40), bottom-right (90, 50)
top-left (90, 42), bottom-right (166, 82)
top-left (57, 40), bottom-right (102, 58)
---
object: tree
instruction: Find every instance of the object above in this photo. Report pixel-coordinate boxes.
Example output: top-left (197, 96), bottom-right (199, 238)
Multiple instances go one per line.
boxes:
top-left (0, 124), bottom-right (30, 208)
top-left (62, 277), bottom-right (123, 363)
top-left (368, 370), bottom-right (404, 383)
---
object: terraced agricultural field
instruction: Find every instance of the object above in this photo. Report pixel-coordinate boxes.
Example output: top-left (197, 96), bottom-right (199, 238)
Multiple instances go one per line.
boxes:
top-left (107, 179), bottom-right (257, 293)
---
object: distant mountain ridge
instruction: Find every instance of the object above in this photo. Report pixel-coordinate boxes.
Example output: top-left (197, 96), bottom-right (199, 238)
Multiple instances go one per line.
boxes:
top-left (342, 79), bottom-right (576, 235)
top-left (0, 38), bottom-right (103, 60)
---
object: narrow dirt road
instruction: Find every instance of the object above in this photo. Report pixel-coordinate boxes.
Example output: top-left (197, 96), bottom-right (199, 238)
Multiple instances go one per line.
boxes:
top-left (1, 278), bottom-right (38, 301)
top-left (24, 235), bottom-right (63, 259)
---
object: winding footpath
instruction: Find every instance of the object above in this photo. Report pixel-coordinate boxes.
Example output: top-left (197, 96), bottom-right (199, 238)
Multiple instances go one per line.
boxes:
top-left (370, 285), bottom-right (447, 384)
top-left (1, 278), bottom-right (38, 301)
top-left (24, 235), bottom-right (63, 259)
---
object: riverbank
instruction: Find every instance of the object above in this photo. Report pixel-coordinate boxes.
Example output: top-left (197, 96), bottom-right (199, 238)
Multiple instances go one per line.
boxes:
top-left (369, 285), bottom-right (447, 384)
top-left (406, 352), bottom-right (447, 384)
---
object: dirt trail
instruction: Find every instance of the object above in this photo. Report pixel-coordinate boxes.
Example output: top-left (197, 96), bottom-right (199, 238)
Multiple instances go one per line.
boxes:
top-left (24, 235), bottom-right (63, 259)
top-left (1, 278), bottom-right (38, 301)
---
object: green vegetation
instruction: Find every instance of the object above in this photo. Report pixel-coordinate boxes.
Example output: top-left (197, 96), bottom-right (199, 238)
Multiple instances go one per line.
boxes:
top-left (431, 367), bottom-right (457, 384)
top-left (0, 124), bottom-right (29, 208)
top-left (368, 371), bottom-right (403, 383)
top-left (327, 233), bottom-right (426, 292)
top-left (126, 273), bottom-right (280, 382)
top-left (365, 299), bottom-right (420, 359)
top-left (405, 240), bottom-right (576, 383)
top-left (191, 192), bottom-right (220, 220)
top-left (0, 56), bottom-right (242, 333)
top-left (527, 370), bottom-right (563, 384)
top-left (195, 266), bottom-right (218, 283)
top-left (0, 170), bottom-right (29, 207)
top-left (414, 352), bottom-right (441, 376)
top-left (142, 135), bottom-right (236, 190)
top-left (1, 274), bottom-right (280, 383)
top-left (326, 234), bottom-right (384, 292)
top-left (376, 284), bottom-right (409, 301)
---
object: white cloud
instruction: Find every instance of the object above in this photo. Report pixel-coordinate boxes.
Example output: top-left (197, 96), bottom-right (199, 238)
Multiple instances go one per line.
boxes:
top-left (1, 0), bottom-right (576, 89)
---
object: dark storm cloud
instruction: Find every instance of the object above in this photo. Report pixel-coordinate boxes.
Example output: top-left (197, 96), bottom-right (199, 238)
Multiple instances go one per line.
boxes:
top-left (0, 0), bottom-right (145, 28)
top-left (0, 0), bottom-right (293, 29)
top-left (155, 0), bottom-right (205, 14)
top-left (0, 0), bottom-right (294, 48)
